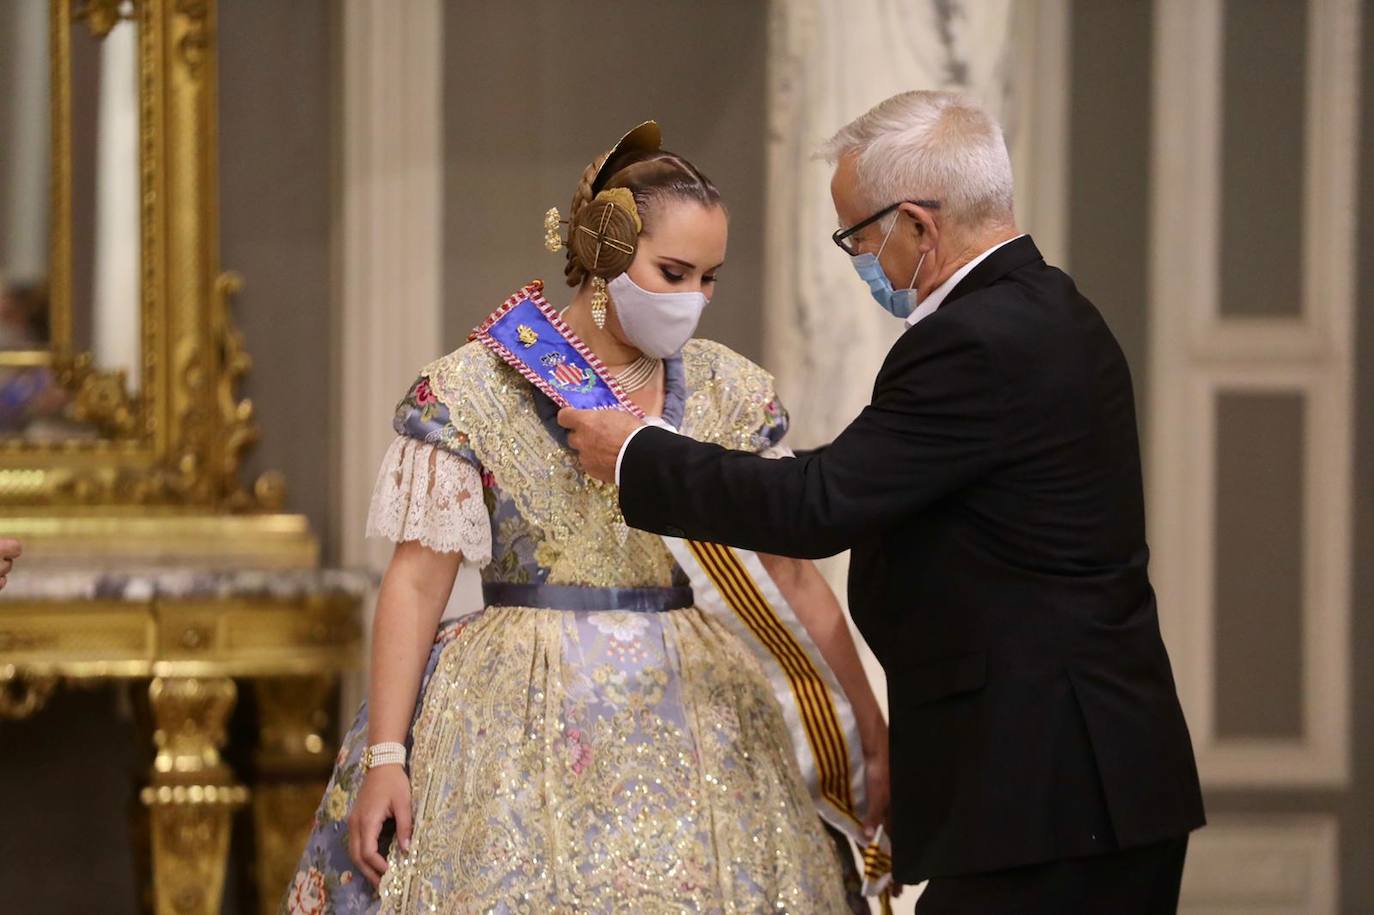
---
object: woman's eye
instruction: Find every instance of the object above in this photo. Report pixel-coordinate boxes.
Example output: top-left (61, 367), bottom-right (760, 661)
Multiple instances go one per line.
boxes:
top-left (660, 268), bottom-right (684, 282)
top-left (703, 275), bottom-right (718, 284)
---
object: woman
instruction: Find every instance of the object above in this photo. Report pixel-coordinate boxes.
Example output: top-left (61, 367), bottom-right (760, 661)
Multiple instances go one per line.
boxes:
top-left (283, 123), bottom-right (889, 915)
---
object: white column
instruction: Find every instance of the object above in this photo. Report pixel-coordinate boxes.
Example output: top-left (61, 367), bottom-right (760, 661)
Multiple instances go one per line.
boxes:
top-left (1011, 0), bottom-right (1071, 270)
top-left (338, 0), bottom-right (457, 708)
top-left (339, 0), bottom-right (445, 577)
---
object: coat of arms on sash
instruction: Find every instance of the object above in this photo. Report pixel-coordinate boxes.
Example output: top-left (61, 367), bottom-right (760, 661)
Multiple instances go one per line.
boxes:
top-left (540, 352), bottom-right (596, 394)
top-left (471, 282), bottom-right (637, 414)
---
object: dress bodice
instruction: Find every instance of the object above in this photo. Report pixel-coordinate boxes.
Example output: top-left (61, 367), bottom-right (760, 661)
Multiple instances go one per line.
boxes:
top-left (370, 330), bottom-right (787, 589)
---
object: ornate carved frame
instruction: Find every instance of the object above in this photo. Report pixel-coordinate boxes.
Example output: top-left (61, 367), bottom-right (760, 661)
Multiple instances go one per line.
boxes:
top-left (0, 0), bottom-right (274, 514)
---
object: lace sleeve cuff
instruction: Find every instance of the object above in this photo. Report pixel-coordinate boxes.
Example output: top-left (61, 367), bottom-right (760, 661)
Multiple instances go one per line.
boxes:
top-left (365, 436), bottom-right (493, 564)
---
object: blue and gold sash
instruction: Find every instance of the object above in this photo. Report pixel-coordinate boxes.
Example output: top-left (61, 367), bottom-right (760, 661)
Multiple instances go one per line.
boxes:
top-left (471, 283), bottom-right (645, 417)
top-left (472, 281), bottom-right (893, 904)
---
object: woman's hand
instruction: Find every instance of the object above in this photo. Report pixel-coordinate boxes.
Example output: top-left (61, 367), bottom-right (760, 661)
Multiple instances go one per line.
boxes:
top-left (861, 724), bottom-right (891, 840)
top-left (347, 765), bottom-right (412, 887)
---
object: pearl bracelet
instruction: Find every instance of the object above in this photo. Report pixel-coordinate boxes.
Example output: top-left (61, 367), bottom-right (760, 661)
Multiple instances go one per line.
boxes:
top-left (362, 741), bottom-right (407, 770)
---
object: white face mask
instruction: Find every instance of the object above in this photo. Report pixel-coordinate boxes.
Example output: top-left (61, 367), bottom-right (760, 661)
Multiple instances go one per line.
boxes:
top-left (607, 271), bottom-right (708, 358)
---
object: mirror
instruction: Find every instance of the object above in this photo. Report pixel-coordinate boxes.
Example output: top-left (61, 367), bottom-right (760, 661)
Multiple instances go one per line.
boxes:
top-left (0, 0), bottom-right (140, 442)
top-left (0, 0), bottom-right (269, 511)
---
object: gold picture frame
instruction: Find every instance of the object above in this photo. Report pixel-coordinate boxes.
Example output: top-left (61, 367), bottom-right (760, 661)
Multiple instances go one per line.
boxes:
top-left (0, 0), bottom-right (273, 516)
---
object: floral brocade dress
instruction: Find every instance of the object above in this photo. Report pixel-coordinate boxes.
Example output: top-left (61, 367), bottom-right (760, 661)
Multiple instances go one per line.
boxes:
top-left (281, 321), bottom-right (859, 914)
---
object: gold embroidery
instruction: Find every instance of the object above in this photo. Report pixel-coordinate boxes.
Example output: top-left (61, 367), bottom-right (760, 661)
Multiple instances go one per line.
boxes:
top-left (424, 342), bottom-right (673, 588)
top-left (420, 338), bottom-right (779, 589)
top-left (679, 339), bottom-right (778, 451)
top-left (379, 607), bottom-right (849, 915)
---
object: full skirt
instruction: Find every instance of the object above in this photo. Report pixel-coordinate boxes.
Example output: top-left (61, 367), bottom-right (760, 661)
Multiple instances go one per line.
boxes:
top-left (281, 606), bottom-right (858, 914)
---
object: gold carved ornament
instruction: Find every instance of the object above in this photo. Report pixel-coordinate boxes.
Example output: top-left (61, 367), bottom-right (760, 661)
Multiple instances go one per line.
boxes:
top-left (0, 0), bottom-right (283, 513)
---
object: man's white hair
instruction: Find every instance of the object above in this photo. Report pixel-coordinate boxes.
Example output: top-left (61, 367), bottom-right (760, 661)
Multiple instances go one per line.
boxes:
top-left (823, 90), bottom-right (1015, 229)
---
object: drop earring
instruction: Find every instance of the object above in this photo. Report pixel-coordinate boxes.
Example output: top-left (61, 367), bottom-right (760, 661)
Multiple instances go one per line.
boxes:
top-left (590, 277), bottom-right (608, 329)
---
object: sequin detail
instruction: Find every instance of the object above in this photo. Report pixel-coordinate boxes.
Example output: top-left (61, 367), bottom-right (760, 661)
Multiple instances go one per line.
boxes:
top-left (378, 607), bottom-right (850, 914)
top-left (423, 342), bottom-right (673, 589)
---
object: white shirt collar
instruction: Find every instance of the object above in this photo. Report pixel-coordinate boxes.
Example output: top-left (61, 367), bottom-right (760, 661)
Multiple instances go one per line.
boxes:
top-left (905, 234), bottom-right (1027, 327)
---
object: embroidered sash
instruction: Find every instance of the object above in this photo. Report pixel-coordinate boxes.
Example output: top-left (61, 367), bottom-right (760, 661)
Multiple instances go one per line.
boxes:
top-left (472, 283), bottom-right (892, 901)
top-left (472, 287), bottom-right (644, 417)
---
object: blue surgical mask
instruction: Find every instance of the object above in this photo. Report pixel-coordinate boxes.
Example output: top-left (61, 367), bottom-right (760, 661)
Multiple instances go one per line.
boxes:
top-left (849, 215), bottom-right (926, 318)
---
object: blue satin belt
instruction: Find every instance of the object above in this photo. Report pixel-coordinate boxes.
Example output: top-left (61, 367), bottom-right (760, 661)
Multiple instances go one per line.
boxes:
top-left (482, 582), bottom-right (694, 613)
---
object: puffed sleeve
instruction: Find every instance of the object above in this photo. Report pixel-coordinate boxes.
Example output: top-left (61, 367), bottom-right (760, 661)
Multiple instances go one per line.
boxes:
top-left (363, 376), bottom-right (493, 564)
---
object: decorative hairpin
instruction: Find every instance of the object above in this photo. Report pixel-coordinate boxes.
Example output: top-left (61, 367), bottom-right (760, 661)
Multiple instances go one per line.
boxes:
top-left (544, 207), bottom-right (565, 252)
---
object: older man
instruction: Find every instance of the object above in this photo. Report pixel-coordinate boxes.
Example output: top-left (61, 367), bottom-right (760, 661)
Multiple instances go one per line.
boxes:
top-left (561, 90), bottom-right (1204, 913)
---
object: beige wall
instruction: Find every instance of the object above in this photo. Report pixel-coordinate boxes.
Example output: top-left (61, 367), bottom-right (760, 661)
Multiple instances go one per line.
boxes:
top-left (1067, 0), bottom-right (1152, 391)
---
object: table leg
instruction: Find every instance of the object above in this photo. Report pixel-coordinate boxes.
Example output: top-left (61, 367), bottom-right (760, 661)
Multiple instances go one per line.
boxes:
top-left (141, 677), bottom-right (248, 915)
top-left (252, 675), bottom-right (338, 915)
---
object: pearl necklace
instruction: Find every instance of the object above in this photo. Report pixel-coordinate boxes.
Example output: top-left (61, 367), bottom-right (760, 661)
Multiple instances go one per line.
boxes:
top-left (614, 354), bottom-right (661, 394)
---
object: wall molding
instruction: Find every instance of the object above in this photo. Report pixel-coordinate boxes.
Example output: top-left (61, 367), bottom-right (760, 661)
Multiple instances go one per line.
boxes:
top-left (1180, 816), bottom-right (1339, 913)
top-left (1148, 0), bottom-right (1358, 788)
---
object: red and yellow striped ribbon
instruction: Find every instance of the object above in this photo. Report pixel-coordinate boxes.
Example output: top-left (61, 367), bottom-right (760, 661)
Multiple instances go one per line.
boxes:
top-left (687, 540), bottom-right (856, 814)
top-left (685, 540), bottom-right (892, 909)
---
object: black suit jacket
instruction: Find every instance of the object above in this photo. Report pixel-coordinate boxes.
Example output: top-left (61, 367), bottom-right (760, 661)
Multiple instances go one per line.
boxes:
top-left (620, 236), bottom-right (1205, 883)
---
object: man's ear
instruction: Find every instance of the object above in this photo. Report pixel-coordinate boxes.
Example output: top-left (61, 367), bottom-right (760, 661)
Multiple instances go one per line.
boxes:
top-left (898, 201), bottom-right (937, 244)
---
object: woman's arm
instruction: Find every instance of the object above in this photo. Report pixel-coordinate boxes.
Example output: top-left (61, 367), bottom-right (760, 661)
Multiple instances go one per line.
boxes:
top-left (757, 552), bottom-right (890, 838)
top-left (348, 540), bottom-right (462, 886)
top-left (366, 540), bottom-right (462, 745)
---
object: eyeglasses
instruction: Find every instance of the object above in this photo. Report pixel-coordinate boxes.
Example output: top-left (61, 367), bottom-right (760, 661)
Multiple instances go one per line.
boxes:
top-left (831, 199), bottom-right (941, 256)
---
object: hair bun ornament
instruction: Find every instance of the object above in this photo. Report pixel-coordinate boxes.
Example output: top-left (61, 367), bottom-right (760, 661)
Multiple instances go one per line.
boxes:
top-left (569, 187), bottom-right (642, 280)
top-left (543, 207), bottom-right (565, 252)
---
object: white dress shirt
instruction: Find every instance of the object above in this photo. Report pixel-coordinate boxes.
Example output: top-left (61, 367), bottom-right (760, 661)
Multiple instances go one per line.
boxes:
top-left (905, 234), bottom-right (1026, 327)
top-left (615, 234), bottom-right (1027, 485)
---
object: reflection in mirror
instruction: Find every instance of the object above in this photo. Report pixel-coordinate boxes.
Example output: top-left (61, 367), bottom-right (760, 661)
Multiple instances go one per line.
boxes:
top-left (0, 0), bottom-right (69, 439)
top-left (0, 0), bottom-right (50, 351)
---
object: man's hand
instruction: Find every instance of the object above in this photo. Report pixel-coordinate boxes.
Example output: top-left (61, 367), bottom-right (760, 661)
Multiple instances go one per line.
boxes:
top-left (0, 539), bottom-right (20, 591)
top-left (557, 408), bottom-right (644, 483)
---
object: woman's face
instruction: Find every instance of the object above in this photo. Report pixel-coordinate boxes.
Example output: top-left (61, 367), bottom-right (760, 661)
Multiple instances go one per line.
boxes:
top-left (626, 200), bottom-right (728, 298)
top-left (604, 201), bottom-right (727, 348)
top-left (604, 197), bottom-right (730, 354)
